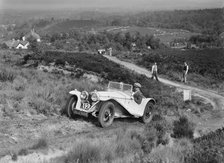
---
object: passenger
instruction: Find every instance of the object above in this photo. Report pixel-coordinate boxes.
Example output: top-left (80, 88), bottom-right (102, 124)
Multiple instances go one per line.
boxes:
top-left (133, 83), bottom-right (144, 104)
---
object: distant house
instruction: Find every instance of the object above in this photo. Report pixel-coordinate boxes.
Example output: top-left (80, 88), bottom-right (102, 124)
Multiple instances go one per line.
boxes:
top-left (25, 29), bottom-right (41, 42)
top-left (16, 41), bottom-right (30, 49)
top-left (170, 41), bottom-right (187, 49)
top-left (5, 39), bottom-right (29, 49)
top-left (190, 44), bottom-right (199, 49)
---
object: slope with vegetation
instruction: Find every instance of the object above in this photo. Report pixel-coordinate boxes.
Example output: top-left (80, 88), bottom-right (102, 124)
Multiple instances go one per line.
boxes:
top-left (0, 46), bottom-right (223, 162)
top-left (0, 49), bottom-right (182, 161)
top-left (115, 48), bottom-right (224, 92)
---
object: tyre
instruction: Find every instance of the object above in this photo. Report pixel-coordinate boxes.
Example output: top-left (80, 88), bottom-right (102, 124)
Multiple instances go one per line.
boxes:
top-left (65, 96), bottom-right (77, 118)
top-left (142, 102), bottom-right (154, 124)
top-left (98, 101), bottom-right (115, 128)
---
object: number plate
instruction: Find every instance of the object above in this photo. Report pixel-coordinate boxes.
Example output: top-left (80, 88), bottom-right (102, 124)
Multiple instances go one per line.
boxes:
top-left (81, 103), bottom-right (91, 110)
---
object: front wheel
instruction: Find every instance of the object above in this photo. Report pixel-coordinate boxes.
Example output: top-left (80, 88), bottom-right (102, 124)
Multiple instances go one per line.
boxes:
top-left (65, 96), bottom-right (77, 118)
top-left (98, 101), bottom-right (115, 128)
top-left (142, 102), bottom-right (154, 124)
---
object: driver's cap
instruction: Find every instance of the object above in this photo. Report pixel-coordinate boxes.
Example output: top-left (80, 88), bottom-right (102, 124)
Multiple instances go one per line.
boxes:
top-left (134, 83), bottom-right (141, 88)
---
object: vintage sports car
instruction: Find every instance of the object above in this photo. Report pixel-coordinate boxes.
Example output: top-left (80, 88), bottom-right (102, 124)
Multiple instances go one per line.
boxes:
top-left (65, 81), bottom-right (156, 127)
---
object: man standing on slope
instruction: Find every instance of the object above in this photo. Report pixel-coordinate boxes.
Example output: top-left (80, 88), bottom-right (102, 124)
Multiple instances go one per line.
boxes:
top-left (182, 62), bottom-right (189, 83)
top-left (151, 62), bottom-right (159, 81)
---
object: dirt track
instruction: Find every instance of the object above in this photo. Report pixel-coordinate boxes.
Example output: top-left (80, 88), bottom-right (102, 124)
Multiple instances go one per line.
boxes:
top-left (104, 55), bottom-right (224, 137)
top-left (104, 55), bottom-right (224, 110)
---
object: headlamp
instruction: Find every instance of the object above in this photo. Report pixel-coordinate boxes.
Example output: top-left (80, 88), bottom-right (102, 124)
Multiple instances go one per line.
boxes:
top-left (80, 91), bottom-right (88, 100)
top-left (91, 92), bottom-right (99, 102)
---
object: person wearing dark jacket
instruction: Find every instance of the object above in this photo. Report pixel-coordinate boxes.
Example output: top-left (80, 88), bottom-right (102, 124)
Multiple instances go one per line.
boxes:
top-left (182, 62), bottom-right (189, 83)
top-left (133, 83), bottom-right (144, 104)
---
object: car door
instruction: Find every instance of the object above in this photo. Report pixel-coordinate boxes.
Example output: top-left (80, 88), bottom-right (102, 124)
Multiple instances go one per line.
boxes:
top-left (125, 95), bottom-right (146, 117)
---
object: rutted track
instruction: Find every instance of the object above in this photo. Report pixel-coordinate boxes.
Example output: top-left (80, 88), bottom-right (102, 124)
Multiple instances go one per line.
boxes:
top-left (104, 55), bottom-right (224, 110)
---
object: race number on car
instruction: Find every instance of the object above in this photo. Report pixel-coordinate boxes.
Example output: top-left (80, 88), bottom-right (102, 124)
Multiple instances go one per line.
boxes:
top-left (82, 103), bottom-right (91, 110)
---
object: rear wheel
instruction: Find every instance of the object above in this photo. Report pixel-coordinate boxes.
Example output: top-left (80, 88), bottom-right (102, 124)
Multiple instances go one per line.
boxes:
top-left (65, 96), bottom-right (77, 118)
top-left (142, 102), bottom-right (154, 124)
top-left (98, 101), bottom-right (115, 128)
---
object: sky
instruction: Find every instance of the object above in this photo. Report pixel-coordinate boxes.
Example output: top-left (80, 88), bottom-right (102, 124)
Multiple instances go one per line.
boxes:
top-left (1, 0), bottom-right (223, 10)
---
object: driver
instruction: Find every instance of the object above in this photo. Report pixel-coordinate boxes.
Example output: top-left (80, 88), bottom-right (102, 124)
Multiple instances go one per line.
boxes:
top-left (133, 83), bottom-right (144, 104)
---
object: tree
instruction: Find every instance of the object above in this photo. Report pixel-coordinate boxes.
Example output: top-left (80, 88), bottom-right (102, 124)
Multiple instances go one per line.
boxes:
top-left (27, 37), bottom-right (38, 53)
top-left (124, 32), bottom-right (132, 50)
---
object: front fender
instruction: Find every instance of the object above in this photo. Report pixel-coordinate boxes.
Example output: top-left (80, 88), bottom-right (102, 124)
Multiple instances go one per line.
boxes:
top-left (69, 89), bottom-right (81, 96)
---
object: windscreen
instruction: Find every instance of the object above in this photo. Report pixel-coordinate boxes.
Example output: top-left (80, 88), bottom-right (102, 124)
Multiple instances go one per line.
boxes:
top-left (108, 81), bottom-right (133, 95)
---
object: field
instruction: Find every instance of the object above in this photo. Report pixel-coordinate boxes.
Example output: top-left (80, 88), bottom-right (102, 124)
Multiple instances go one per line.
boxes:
top-left (98, 26), bottom-right (199, 44)
top-left (41, 19), bottom-right (101, 34)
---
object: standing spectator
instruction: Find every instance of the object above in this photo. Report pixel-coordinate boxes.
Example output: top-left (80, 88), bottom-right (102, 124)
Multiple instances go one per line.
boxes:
top-left (182, 62), bottom-right (189, 83)
top-left (151, 62), bottom-right (159, 81)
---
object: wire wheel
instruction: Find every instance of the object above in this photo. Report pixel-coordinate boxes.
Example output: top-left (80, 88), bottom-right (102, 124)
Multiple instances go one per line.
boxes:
top-left (65, 96), bottom-right (77, 118)
top-left (142, 102), bottom-right (154, 124)
top-left (98, 101), bottom-right (115, 127)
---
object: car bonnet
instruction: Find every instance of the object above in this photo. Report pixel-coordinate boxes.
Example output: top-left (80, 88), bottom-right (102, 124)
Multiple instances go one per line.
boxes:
top-left (96, 90), bottom-right (130, 100)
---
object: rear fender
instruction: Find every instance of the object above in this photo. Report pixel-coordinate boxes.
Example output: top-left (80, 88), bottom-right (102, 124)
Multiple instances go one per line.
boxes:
top-left (146, 98), bottom-right (156, 105)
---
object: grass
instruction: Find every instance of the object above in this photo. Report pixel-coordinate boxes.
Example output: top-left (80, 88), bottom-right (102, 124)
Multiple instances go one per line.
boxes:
top-left (146, 138), bottom-right (193, 163)
top-left (61, 128), bottom-right (144, 163)
top-left (0, 68), bottom-right (16, 82)
top-left (30, 138), bottom-right (48, 150)
top-left (58, 116), bottom-right (174, 163)
top-left (64, 141), bottom-right (102, 163)
top-left (0, 49), bottom-right (215, 163)
top-left (0, 63), bottom-right (104, 117)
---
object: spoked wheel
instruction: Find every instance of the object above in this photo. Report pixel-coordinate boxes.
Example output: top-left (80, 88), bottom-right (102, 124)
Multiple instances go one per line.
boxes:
top-left (142, 102), bottom-right (154, 124)
top-left (65, 96), bottom-right (77, 118)
top-left (98, 101), bottom-right (115, 128)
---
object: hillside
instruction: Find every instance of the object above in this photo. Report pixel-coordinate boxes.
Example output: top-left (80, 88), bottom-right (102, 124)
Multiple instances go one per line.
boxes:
top-left (98, 26), bottom-right (199, 44)
top-left (106, 8), bottom-right (224, 35)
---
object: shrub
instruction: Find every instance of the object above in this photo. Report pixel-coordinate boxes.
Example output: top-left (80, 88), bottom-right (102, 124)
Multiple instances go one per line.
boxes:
top-left (11, 152), bottom-right (18, 161)
top-left (18, 148), bottom-right (29, 156)
top-left (138, 116), bottom-right (173, 154)
top-left (64, 141), bottom-right (101, 163)
top-left (172, 116), bottom-right (195, 139)
top-left (186, 127), bottom-right (224, 163)
top-left (146, 138), bottom-right (193, 163)
top-left (0, 69), bottom-right (16, 82)
top-left (12, 76), bottom-right (27, 91)
top-left (30, 138), bottom-right (48, 150)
